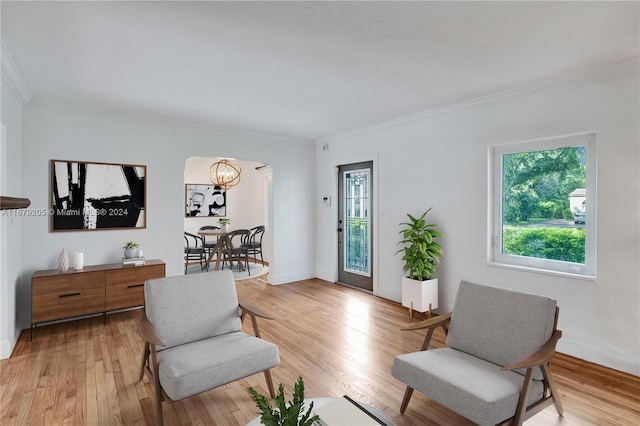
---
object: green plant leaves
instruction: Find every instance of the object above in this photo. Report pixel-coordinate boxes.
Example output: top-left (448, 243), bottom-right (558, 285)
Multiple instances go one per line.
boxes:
top-left (247, 386), bottom-right (280, 426)
top-left (503, 226), bottom-right (585, 263)
top-left (247, 376), bottom-right (319, 426)
top-left (396, 208), bottom-right (443, 281)
top-left (122, 241), bottom-right (139, 249)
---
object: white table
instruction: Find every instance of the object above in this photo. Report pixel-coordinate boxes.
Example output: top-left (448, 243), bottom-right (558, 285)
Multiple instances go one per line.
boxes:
top-left (246, 397), bottom-right (396, 426)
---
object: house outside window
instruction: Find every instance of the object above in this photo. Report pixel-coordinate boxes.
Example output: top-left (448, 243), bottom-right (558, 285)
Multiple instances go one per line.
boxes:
top-left (489, 132), bottom-right (596, 279)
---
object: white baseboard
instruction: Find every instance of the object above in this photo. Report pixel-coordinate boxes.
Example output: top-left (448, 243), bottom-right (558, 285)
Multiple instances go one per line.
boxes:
top-left (267, 270), bottom-right (315, 285)
top-left (315, 268), bottom-right (336, 284)
top-left (558, 338), bottom-right (639, 376)
top-left (0, 337), bottom-right (16, 359)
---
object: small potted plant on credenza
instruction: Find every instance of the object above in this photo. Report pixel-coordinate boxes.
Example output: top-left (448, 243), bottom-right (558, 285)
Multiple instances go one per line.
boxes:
top-left (122, 241), bottom-right (145, 266)
top-left (396, 207), bottom-right (443, 319)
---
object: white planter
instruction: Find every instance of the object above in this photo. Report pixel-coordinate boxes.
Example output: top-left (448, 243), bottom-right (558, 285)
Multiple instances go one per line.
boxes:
top-left (124, 247), bottom-right (140, 259)
top-left (402, 277), bottom-right (438, 313)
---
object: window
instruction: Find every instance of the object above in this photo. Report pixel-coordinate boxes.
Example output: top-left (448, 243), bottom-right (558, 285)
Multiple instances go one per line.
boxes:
top-left (489, 133), bottom-right (596, 278)
top-left (344, 168), bottom-right (370, 276)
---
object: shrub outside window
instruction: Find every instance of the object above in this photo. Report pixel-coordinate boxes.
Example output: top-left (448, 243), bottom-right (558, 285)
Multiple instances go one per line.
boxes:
top-left (489, 133), bottom-right (596, 279)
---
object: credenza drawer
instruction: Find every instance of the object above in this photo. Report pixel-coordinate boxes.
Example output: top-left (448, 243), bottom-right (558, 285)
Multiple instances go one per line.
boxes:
top-left (32, 271), bottom-right (106, 323)
top-left (105, 264), bottom-right (165, 311)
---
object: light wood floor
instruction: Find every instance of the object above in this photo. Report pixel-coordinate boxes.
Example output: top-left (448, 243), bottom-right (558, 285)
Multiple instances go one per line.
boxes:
top-left (2, 276), bottom-right (639, 425)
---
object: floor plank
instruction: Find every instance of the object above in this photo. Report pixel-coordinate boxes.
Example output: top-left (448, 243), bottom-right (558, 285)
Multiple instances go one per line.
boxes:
top-left (1, 276), bottom-right (638, 425)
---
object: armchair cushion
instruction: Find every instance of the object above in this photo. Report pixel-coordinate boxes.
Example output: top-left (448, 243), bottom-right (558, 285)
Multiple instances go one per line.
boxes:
top-left (446, 280), bottom-right (556, 380)
top-left (157, 331), bottom-right (280, 400)
top-left (144, 271), bottom-right (242, 350)
top-left (392, 348), bottom-right (544, 426)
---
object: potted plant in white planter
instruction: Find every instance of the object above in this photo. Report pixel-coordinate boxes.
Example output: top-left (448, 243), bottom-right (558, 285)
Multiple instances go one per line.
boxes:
top-left (122, 241), bottom-right (141, 259)
top-left (218, 217), bottom-right (231, 232)
top-left (396, 208), bottom-right (443, 318)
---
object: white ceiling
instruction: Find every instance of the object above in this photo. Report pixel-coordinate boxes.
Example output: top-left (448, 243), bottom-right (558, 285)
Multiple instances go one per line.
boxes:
top-left (2, 1), bottom-right (638, 141)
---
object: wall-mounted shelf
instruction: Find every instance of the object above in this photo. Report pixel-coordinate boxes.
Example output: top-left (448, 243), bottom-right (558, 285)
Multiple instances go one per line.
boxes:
top-left (0, 196), bottom-right (31, 210)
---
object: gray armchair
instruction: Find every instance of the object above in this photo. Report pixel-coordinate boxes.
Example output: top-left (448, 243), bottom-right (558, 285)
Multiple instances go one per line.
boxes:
top-left (391, 280), bottom-right (563, 426)
top-left (137, 271), bottom-right (280, 425)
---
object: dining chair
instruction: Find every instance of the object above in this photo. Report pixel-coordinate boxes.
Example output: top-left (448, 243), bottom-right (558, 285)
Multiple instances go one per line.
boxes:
top-left (198, 225), bottom-right (220, 257)
top-left (184, 232), bottom-right (208, 274)
top-left (243, 225), bottom-right (265, 264)
top-left (222, 229), bottom-right (251, 274)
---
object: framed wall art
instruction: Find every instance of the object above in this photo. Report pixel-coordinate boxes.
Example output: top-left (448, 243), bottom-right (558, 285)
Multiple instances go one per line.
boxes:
top-left (50, 159), bottom-right (146, 231)
top-left (185, 184), bottom-right (226, 217)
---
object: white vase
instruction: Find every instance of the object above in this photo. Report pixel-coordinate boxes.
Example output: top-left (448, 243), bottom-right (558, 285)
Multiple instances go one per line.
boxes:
top-left (58, 249), bottom-right (69, 272)
top-left (73, 252), bottom-right (84, 270)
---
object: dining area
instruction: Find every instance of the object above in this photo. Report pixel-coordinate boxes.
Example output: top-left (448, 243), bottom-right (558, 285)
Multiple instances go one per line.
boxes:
top-left (184, 225), bottom-right (265, 277)
top-left (183, 155), bottom-right (271, 278)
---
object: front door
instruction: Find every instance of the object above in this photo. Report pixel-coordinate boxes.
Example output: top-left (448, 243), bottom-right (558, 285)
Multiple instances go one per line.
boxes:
top-left (337, 162), bottom-right (373, 291)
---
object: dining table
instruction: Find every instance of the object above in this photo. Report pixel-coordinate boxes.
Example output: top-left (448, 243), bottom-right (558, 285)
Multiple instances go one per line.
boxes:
top-left (197, 228), bottom-right (246, 272)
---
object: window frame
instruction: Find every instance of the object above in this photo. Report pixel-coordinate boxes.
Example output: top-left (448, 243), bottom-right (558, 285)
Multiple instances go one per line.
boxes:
top-left (488, 132), bottom-right (597, 279)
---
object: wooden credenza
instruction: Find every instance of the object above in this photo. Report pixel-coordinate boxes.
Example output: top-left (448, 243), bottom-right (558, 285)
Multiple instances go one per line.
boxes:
top-left (31, 259), bottom-right (165, 335)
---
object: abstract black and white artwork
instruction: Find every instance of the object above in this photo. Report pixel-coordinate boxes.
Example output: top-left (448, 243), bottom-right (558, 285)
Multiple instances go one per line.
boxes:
top-left (50, 160), bottom-right (146, 231)
top-left (185, 184), bottom-right (226, 217)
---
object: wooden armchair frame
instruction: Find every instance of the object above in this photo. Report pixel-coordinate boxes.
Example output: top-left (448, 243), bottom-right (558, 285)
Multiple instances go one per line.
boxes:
top-left (399, 308), bottom-right (564, 426)
top-left (137, 298), bottom-right (276, 426)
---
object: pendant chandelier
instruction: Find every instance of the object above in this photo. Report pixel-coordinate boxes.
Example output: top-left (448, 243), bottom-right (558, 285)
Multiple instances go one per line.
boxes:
top-left (210, 159), bottom-right (241, 190)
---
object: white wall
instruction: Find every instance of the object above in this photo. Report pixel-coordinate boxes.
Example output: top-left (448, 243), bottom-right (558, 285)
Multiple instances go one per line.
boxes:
top-left (0, 79), bottom-right (24, 358)
top-left (316, 70), bottom-right (640, 375)
top-left (18, 102), bottom-right (315, 331)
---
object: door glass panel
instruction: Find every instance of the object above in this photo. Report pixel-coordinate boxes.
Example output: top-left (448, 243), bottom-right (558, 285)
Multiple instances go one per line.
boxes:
top-left (344, 169), bottom-right (370, 276)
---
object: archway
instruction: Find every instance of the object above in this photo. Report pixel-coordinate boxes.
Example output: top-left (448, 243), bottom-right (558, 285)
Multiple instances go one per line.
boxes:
top-left (183, 156), bottom-right (272, 275)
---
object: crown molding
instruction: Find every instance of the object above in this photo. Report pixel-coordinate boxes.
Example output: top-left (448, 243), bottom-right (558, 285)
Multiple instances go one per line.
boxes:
top-left (1, 41), bottom-right (33, 106)
top-left (319, 57), bottom-right (640, 143)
